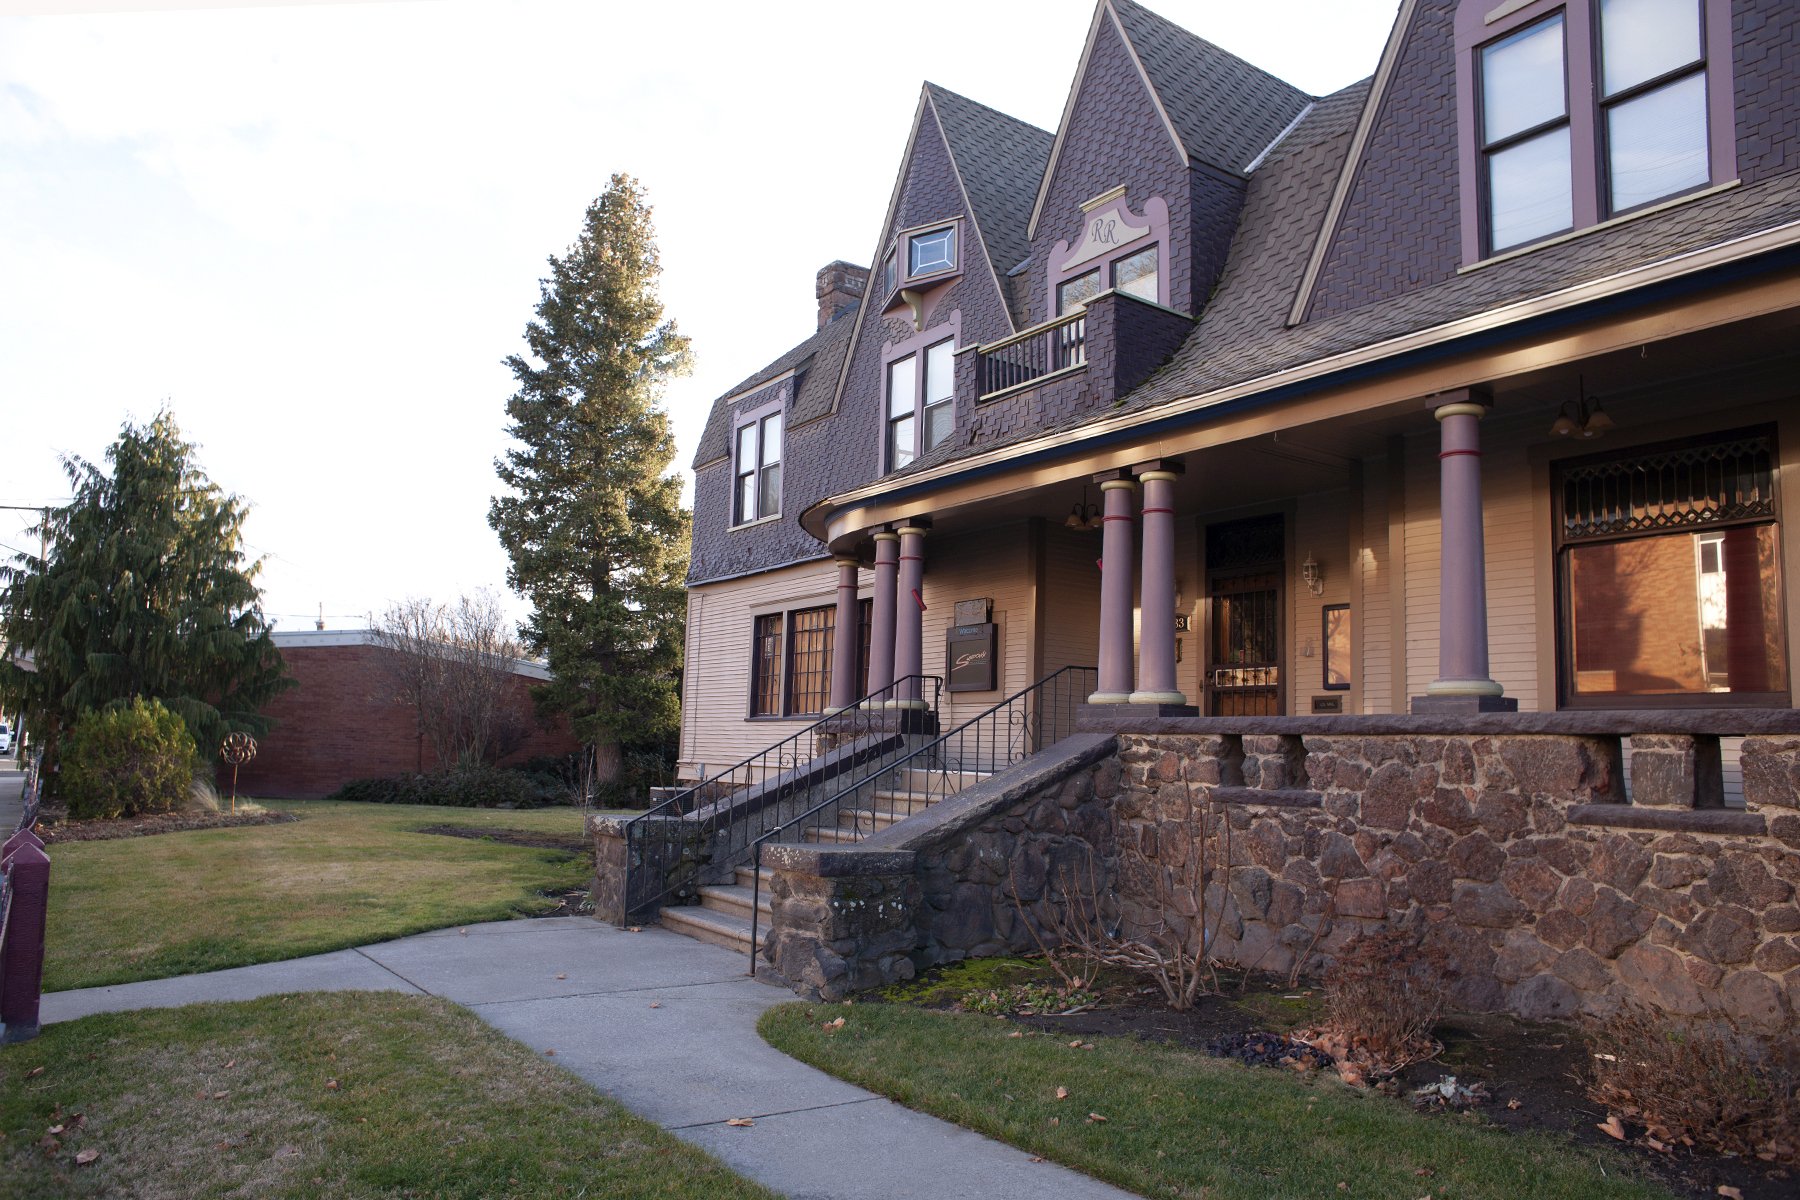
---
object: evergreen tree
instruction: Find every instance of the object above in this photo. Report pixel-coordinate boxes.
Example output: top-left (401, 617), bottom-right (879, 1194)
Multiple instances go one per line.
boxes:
top-left (0, 410), bottom-right (290, 765)
top-left (489, 175), bottom-right (693, 785)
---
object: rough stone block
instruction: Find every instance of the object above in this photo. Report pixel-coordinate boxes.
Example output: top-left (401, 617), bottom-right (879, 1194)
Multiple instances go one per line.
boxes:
top-left (1509, 973), bottom-right (1580, 1019)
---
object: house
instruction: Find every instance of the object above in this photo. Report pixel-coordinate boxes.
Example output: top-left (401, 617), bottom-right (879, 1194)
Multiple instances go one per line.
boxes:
top-left (620, 0), bottom-right (1800, 1026)
top-left (235, 630), bottom-right (580, 799)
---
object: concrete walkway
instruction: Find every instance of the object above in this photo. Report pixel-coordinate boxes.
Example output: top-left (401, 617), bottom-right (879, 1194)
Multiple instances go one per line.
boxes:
top-left (43, 918), bottom-right (1139, 1200)
top-left (0, 758), bottom-right (23, 835)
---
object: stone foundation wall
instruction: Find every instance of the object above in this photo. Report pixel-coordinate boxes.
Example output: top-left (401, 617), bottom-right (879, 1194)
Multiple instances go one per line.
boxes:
top-left (1108, 730), bottom-right (1799, 1030)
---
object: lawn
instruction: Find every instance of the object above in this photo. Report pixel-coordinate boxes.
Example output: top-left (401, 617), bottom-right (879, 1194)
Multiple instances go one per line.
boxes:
top-left (43, 801), bottom-right (600, 992)
top-left (0, 991), bottom-right (776, 1200)
top-left (759, 1002), bottom-right (1677, 1200)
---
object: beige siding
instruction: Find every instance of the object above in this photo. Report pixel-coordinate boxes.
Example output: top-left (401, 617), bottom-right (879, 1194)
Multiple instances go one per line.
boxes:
top-left (1360, 458), bottom-right (1393, 712)
top-left (1040, 521), bottom-right (1103, 682)
top-left (919, 522), bottom-right (1035, 728)
top-left (680, 560), bottom-right (843, 779)
top-left (1290, 490), bottom-right (1354, 714)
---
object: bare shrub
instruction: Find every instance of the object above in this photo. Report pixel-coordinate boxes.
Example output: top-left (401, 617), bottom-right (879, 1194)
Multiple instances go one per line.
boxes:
top-left (1318, 927), bottom-right (1453, 1074)
top-left (1016, 757), bottom-right (1230, 1011)
top-left (1587, 1005), bottom-right (1799, 1165)
top-left (372, 592), bottom-right (533, 770)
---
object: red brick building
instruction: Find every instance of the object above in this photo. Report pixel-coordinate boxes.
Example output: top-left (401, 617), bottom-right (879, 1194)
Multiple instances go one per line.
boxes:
top-left (233, 631), bottom-right (581, 799)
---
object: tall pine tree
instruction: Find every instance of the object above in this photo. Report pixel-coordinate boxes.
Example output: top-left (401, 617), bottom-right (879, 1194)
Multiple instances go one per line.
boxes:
top-left (0, 410), bottom-right (290, 764)
top-left (489, 175), bottom-right (693, 785)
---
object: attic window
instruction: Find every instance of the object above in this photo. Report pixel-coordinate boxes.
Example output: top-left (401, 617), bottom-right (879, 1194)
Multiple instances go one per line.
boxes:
top-left (907, 226), bottom-right (957, 279)
top-left (733, 406), bottom-right (782, 525)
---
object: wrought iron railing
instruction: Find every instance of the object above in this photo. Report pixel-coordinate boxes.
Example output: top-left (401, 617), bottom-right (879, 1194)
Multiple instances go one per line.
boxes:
top-left (748, 665), bottom-right (1097, 969)
top-left (977, 312), bottom-right (1087, 398)
top-left (621, 675), bottom-right (942, 917)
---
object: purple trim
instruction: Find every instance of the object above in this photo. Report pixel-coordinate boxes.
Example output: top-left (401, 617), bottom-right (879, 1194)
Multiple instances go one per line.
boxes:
top-left (1048, 195), bottom-right (1172, 314)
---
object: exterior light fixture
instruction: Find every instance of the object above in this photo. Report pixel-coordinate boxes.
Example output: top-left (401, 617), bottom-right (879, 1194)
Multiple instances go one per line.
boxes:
top-left (1065, 487), bottom-right (1102, 531)
top-left (1302, 553), bottom-right (1324, 596)
top-left (1551, 376), bottom-right (1612, 438)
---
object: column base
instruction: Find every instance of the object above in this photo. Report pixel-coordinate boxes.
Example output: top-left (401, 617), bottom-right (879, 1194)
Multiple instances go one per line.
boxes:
top-left (1409, 693), bottom-right (1519, 714)
top-left (890, 699), bottom-right (930, 710)
top-left (1087, 691), bottom-right (1133, 705)
top-left (1426, 677), bottom-right (1506, 697)
top-left (1128, 690), bottom-right (1188, 705)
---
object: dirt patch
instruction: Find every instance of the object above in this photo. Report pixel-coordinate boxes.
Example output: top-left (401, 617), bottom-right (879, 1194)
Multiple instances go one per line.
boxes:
top-left (412, 824), bottom-right (589, 854)
top-left (33, 806), bottom-right (299, 843)
top-left (895, 960), bottom-right (1794, 1200)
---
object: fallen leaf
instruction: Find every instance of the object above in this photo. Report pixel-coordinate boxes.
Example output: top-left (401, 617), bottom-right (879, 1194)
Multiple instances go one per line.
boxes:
top-left (1048, 1117), bottom-right (1059, 1127)
top-left (827, 1017), bottom-right (845, 1029)
top-left (1337, 1183), bottom-right (1348, 1191)
top-left (1598, 1115), bottom-right (1626, 1141)
top-left (1717, 1188), bottom-right (1743, 1200)
top-left (1505, 1099), bottom-right (1522, 1111)
top-left (325, 1080), bottom-right (340, 1091)
top-left (1008, 1031), bottom-right (1023, 1039)
top-left (1079, 1042), bottom-right (1094, 1050)
top-left (626, 926), bottom-right (642, 933)
top-left (223, 1060), bottom-right (235, 1069)
top-left (459, 929), bottom-right (468, 936)
top-left (1055, 1086), bottom-right (1069, 1100)
top-left (213, 1091), bottom-right (229, 1099)
top-left (25, 1067), bottom-right (43, 1079)
top-left (1645, 1137), bottom-right (1669, 1153)
top-left (1029, 1156), bottom-right (1045, 1163)
top-left (726, 1118), bottom-right (754, 1128)
top-left (74, 1148), bottom-right (99, 1166)
top-left (544, 1049), bottom-right (557, 1057)
top-left (1414, 1168), bottom-right (1433, 1177)
top-left (273, 1145), bottom-right (301, 1160)
top-left (649, 1002), bottom-right (661, 1009)
top-left (46, 1125), bottom-right (63, 1136)
top-left (1087, 1113), bottom-right (1107, 1123)
top-left (1068, 1039), bottom-right (1082, 1048)
top-left (555, 973), bottom-right (567, 980)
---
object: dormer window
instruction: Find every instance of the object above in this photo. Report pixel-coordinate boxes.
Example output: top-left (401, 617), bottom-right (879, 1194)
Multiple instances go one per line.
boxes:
top-left (733, 406), bottom-right (781, 525)
top-left (1459, 0), bottom-right (1731, 262)
top-left (1057, 269), bottom-right (1102, 315)
top-left (882, 251), bottom-right (897, 298)
top-left (906, 225), bottom-right (957, 280)
top-left (885, 336), bottom-right (955, 472)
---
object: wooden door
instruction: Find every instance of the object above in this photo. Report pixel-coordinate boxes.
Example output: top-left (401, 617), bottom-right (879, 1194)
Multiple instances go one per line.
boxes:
top-left (1205, 515), bottom-right (1285, 716)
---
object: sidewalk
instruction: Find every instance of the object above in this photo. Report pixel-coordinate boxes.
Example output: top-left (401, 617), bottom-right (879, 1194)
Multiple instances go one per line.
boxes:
top-left (43, 918), bottom-right (1140, 1200)
top-left (0, 758), bottom-right (23, 835)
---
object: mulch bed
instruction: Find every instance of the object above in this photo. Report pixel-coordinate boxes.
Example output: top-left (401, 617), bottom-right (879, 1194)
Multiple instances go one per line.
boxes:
top-left (32, 806), bottom-right (299, 843)
top-left (909, 965), bottom-right (1792, 1200)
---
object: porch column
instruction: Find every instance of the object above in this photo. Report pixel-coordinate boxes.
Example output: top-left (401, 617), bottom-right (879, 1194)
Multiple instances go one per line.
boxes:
top-left (1089, 476), bottom-right (1138, 704)
top-left (1130, 464), bottom-right (1186, 705)
top-left (826, 556), bottom-right (862, 712)
top-left (865, 532), bottom-right (899, 706)
top-left (1418, 397), bottom-right (1514, 711)
top-left (893, 524), bottom-right (928, 707)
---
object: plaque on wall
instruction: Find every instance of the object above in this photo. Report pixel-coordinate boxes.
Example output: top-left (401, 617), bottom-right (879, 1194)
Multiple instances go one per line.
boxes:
top-left (1311, 695), bottom-right (1343, 714)
top-left (946, 623), bottom-right (997, 692)
top-left (953, 598), bottom-right (992, 625)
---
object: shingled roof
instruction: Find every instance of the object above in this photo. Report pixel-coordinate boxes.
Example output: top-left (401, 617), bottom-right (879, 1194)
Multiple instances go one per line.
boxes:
top-left (925, 83), bottom-right (1053, 300)
top-left (690, 308), bottom-right (857, 470)
top-left (1110, 0), bottom-right (1313, 175)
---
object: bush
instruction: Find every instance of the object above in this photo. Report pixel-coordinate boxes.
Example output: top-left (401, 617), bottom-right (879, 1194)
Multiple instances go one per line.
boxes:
top-left (326, 764), bottom-right (569, 808)
top-left (1321, 927), bottom-right (1453, 1071)
top-left (1587, 1004), bottom-right (1799, 1165)
top-left (60, 699), bottom-right (199, 819)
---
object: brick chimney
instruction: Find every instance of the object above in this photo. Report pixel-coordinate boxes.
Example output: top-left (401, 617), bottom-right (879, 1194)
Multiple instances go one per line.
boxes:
top-left (815, 261), bottom-right (868, 330)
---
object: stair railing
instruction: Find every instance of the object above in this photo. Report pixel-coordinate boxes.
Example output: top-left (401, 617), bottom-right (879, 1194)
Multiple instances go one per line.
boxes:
top-left (747, 665), bottom-right (1096, 971)
top-left (622, 674), bottom-right (942, 917)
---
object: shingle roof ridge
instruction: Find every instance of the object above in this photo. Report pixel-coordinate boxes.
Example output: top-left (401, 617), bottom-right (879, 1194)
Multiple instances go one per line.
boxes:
top-left (1109, 0), bottom-right (1314, 173)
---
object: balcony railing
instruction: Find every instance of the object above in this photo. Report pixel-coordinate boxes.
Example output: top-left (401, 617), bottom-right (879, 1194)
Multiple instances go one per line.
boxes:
top-left (977, 311), bottom-right (1087, 399)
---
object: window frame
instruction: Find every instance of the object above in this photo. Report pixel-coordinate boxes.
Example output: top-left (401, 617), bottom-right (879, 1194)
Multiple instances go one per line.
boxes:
top-left (784, 604), bottom-right (836, 717)
top-left (1455, 0), bottom-right (1736, 266)
top-left (880, 317), bottom-right (962, 475)
top-left (1551, 425), bottom-right (1790, 710)
top-left (903, 222), bottom-right (958, 284)
top-left (730, 400), bottom-right (783, 527)
top-left (746, 598), bottom-right (867, 719)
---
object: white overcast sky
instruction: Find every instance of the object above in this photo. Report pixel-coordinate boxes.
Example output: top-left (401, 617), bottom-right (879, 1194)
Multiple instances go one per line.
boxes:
top-left (0, 0), bottom-right (1398, 634)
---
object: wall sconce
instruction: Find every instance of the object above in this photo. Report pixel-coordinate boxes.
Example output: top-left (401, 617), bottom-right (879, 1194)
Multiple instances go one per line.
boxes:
top-left (1549, 375), bottom-right (1615, 439)
top-left (1064, 486), bottom-right (1102, 531)
top-left (1302, 553), bottom-right (1324, 596)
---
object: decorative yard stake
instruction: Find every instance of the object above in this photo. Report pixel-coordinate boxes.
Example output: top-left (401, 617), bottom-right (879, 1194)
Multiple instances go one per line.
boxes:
top-left (219, 732), bottom-right (258, 814)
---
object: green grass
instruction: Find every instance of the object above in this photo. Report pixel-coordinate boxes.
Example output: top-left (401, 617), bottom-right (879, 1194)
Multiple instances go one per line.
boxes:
top-left (0, 991), bottom-right (776, 1200)
top-left (44, 801), bottom-right (596, 992)
top-left (759, 1003), bottom-right (1676, 1200)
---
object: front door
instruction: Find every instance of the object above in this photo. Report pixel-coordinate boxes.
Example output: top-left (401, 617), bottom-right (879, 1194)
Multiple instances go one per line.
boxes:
top-left (1206, 515), bottom-right (1285, 716)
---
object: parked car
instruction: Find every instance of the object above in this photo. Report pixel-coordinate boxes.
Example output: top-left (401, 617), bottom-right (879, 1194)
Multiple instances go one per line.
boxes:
top-left (0, 724), bottom-right (12, 755)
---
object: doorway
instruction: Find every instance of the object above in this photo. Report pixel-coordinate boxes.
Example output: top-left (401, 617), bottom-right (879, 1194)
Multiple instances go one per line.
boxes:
top-left (1205, 514), bottom-right (1285, 716)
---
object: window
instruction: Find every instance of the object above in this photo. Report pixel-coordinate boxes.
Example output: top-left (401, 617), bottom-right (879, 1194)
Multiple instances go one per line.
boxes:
top-left (1113, 246), bottom-right (1159, 303)
top-left (882, 251), bottom-right (897, 297)
top-left (1057, 269), bottom-right (1102, 315)
top-left (1463, 0), bottom-right (1727, 258)
top-left (885, 337), bottom-right (956, 471)
top-left (786, 606), bottom-right (835, 716)
top-left (749, 600), bottom-right (865, 717)
top-left (751, 613), bottom-right (783, 716)
top-left (733, 409), bottom-right (782, 524)
top-left (907, 226), bottom-right (956, 278)
top-left (1555, 430), bottom-right (1787, 706)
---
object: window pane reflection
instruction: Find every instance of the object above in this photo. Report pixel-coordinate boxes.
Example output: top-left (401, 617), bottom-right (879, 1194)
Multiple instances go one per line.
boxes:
top-left (1601, 0), bottom-right (1701, 96)
top-left (1488, 126), bottom-right (1572, 249)
top-left (1482, 17), bottom-right (1566, 142)
top-left (1114, 247), bottom-right (1158, 302)
top-left (1607, 73), bottom-right (1708, 211)
top-left (1568, 525), bottom-right (1786, 698)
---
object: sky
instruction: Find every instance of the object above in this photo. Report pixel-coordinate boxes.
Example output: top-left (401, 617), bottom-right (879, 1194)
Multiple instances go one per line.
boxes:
top-left (0, 0), bottom-right (1400, 635)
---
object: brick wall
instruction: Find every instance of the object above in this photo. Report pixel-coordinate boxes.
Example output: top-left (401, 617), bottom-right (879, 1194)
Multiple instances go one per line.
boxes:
top-left (232, 643), bottom-right (579, 799)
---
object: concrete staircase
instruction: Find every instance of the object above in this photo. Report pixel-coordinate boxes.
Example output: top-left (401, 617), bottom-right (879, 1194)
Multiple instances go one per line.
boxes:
top-left (656, 766), bottom-right (988, 954)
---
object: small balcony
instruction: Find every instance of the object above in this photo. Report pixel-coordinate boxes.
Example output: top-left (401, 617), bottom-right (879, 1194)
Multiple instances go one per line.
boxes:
top-left (976, 311), bottom-right (1087, 400)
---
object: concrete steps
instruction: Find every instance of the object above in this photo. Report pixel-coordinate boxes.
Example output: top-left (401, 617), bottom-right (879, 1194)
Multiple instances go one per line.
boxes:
top-left (656, 763), bottom-right (990, 953)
